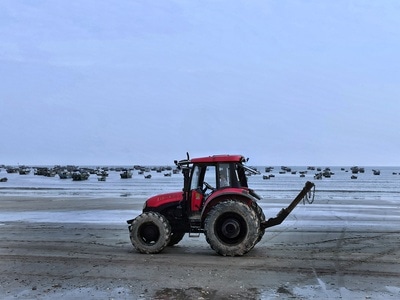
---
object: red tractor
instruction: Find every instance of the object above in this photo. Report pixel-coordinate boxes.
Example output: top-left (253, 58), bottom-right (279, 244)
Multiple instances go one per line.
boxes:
top-left (127, 154), bottom-right (315, 256)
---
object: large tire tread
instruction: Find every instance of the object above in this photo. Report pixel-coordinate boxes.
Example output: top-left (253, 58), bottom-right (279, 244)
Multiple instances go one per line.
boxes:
top-left (129, 212), bottom-right (171, 254)
top-left (252, 202), bottom-right (266, 243)
top-left (204, 200), bottom-right (260, 256)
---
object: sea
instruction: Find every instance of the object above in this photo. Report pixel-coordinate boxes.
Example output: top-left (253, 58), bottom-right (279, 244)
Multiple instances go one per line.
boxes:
top-left (1, 165), bottom-right (399, 204)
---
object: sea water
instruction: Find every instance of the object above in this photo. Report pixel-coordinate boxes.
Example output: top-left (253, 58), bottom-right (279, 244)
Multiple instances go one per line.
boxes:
top-left (1, 166), bottom-right (399, 203)
top-left (1, 166), bottom-right (399, 226)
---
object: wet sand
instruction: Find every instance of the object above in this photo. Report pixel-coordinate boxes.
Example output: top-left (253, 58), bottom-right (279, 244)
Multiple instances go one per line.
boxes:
top-left (0, 196), bottom-right (399, 299)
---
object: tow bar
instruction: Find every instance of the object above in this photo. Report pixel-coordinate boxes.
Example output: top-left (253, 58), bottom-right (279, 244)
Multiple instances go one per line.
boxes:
top-left (261, 181), bottom-right (315, 229)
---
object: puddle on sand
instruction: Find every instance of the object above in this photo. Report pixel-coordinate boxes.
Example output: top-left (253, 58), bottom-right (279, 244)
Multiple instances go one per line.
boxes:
top-left (152, 287), bottom-right (216, 299)
top-left (150, 287), bottom-right (288, 299)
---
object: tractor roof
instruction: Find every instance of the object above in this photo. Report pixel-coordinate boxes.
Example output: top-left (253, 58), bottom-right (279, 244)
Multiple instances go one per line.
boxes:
top-left (190, 154), bottom-right (246, 164)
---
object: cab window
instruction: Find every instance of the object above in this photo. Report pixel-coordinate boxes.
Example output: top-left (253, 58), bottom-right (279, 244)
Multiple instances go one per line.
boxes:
top-left (203, 165), bottom-right (216, 188)
top-left (218, 163), bottom-right (230, 188)
top-left (190, 165), bottom-right (201, 190)
top-left (236, 163), bottom-right (248, 188)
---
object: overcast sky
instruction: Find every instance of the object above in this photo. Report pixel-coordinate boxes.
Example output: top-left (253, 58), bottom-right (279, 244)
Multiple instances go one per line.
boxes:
top-left (1, 1), bottom-right (399, 166)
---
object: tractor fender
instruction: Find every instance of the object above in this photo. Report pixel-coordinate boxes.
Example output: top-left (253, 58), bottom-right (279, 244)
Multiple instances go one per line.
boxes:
top-left (201, 188), bottom-right (258, 222)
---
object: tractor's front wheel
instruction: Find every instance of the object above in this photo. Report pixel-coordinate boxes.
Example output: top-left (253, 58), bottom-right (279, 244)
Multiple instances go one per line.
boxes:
top-left (129, 212), bottom-right (171, 254)
top-left (204, 200), bottom-right (260, 256)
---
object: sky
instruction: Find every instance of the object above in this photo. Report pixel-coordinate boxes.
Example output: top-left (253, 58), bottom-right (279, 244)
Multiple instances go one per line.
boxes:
top-left (1, 1), bottom-right (400, 166)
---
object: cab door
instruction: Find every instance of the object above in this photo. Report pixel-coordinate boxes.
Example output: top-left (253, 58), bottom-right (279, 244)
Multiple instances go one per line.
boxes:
top-left (189, 164), bottom-right (216, 212)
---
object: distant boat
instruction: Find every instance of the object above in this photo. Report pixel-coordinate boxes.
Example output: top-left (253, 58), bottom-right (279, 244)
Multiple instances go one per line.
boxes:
top-left (144, 174), bottom-right (152, 179)
top-left (322, 170), bottom-right (332, 178)
top-left (0, 177), bottom-right (7, 182)
top-left (18, 168), bottom-right (30, 175)
top-left (96, 170), bottom-right (108, 177)
top-left (45, 170), bottom-right (56, 177)
top-left (72, 172), bottom-right (90, 181)
top-left (372, 169), bottom-right (380, 175)
top-left (351, 175), bottom-right (357, 179)
top-left (314, 173), bottom-right (323, 180)
top-left (6, 167), bottom-right (18, 174)
top-left (164, 172), bottom-right (172, 177)
top-left (58, 171), bottom-right (72, 179)
top-left (120, 170), bottom-right (132, 179)
top-left (98, 175), bottom-right (107, 181)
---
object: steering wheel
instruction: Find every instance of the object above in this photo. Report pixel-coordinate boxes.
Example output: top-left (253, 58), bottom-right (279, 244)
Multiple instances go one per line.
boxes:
top-left (203, 181), bottom-right (215, 193)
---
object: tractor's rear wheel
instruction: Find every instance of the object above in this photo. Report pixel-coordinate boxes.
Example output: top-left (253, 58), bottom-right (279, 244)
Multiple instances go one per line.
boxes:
top-left (129, 212), bottom-right (171, 254)
top-left (252, 202), bottom-right (266, 243)
top-left (204, 200), bottom-right (260, 256)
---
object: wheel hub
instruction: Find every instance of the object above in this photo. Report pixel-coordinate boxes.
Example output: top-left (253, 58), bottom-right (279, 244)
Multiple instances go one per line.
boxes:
top-left (221, 219), bottom-right (240, 239)
top-left (141, 224), bottom-right (159, 242)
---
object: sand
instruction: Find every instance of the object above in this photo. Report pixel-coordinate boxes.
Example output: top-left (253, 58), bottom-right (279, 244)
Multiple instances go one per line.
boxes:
top-left (0, 195), bottom-right (399, 299)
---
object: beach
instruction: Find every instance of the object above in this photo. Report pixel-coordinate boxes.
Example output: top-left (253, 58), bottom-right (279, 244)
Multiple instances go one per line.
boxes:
top-left (0, 168), bottom-right (399, 299)
top-left (0, 194), bottom-right (398, 299)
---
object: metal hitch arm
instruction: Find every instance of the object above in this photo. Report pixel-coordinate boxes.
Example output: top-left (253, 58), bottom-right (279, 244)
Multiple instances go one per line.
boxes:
top-left (261, 181), bottom-right (315, 229)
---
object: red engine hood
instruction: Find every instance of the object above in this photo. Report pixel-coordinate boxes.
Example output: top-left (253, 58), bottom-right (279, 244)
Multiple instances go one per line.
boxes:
top-left (146, 191), bottom-right (183, 208)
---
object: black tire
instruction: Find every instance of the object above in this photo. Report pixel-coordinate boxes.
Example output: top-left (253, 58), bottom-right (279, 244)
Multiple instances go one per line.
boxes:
top-left (168, 231), bottom-right (185, 246)
top-left (204, 200), bottom-right (260, 256)
top-left (129, 212), bottom-right (171, 254)
top-left (252, 202), bottom-right (266, 243)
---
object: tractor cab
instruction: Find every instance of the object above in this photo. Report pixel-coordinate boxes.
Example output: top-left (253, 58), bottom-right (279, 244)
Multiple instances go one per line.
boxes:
top-left (178, 154), bottom-right (260, 215)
